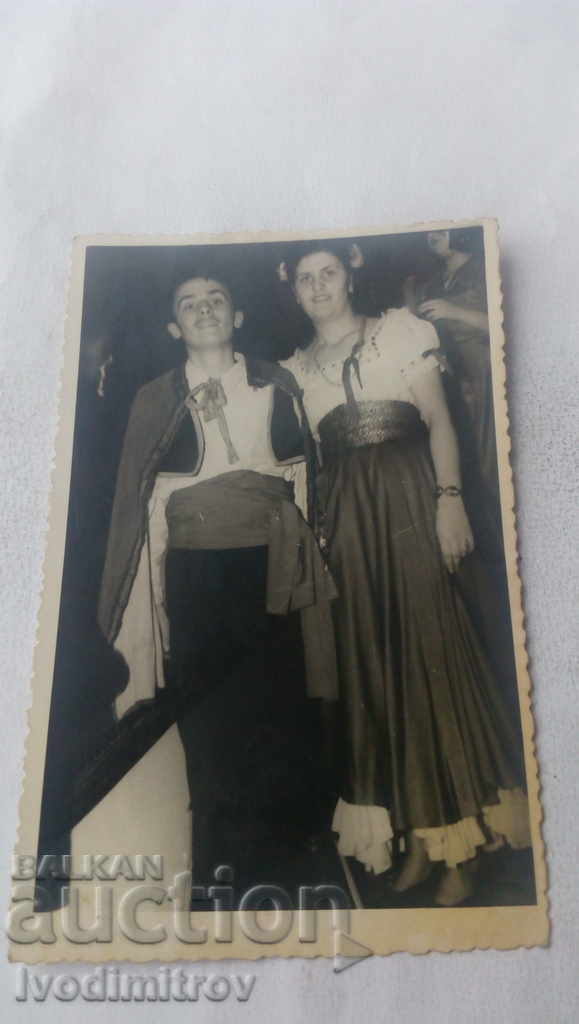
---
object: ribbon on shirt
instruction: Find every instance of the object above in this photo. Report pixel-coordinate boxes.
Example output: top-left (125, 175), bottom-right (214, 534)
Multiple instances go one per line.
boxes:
top-left (342, 351), bottom-right (364, 421)
top-left (341, 321), bottom-right (367, 423)
top-left (187, 378), bottom-right (240, 465)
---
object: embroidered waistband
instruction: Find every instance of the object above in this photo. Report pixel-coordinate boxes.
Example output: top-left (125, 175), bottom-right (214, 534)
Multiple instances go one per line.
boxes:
top-left (319, 400), bottom-right (423, 458)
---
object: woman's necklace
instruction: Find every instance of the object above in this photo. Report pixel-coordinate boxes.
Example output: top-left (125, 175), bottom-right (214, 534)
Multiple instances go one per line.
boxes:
top-left (312, 320), bottom-right (365, 387)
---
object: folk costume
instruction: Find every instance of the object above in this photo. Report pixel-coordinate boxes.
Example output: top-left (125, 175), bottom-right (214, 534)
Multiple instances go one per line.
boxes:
top-left (98, 352), bottom-right (337, 884)
top-left (282, 308), bottom-right (531, 875)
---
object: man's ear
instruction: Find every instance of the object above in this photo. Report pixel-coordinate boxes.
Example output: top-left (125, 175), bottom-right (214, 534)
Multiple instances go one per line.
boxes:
top-left (167, 322), bottom-right (181, 340)
top-left (233, 311), bottom-right (244, 329)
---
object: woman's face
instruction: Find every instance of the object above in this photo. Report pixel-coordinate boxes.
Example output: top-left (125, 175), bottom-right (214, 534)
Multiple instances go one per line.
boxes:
top-left (427, 231), bottom-right (451, 258)
top-left (293, 250), bottom-right (351, 323)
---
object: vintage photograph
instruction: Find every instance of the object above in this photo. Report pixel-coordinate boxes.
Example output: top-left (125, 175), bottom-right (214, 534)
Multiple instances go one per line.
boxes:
top-left (12, 221), bottom-right (547, 960)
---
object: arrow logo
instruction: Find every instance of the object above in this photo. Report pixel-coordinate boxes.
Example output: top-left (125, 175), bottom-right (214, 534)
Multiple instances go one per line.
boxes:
top-left (333, 930), bottom-right (373, 973)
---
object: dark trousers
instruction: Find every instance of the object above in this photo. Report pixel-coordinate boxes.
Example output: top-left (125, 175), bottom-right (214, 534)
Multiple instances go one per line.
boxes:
top-left (165, 546), bottom-right (321, 889)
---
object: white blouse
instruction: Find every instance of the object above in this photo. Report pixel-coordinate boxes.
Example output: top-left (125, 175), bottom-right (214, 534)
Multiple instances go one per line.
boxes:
top-left (182, 352), bottom-right (286, 482)
top-left (281, 307), bottom-right (442, 440)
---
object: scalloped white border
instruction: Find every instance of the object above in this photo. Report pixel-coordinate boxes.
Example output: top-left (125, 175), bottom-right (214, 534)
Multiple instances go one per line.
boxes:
top-left (10, 219), bottom-right (548, 962)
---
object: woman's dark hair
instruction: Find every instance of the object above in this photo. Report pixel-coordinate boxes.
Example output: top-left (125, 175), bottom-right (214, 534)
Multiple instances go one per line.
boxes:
top-left (273, 239), bottom-right (369, 349)
top-left (280, 238), bottom-right (361, 286)
top-left (166, 252), bottom-right (246, 320)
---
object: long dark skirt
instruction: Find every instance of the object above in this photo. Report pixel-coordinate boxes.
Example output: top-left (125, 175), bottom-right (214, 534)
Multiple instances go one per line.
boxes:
top-left (165, 546), bottom-right (322, 886)
top-left (318, 435), bottom-right (524, 833)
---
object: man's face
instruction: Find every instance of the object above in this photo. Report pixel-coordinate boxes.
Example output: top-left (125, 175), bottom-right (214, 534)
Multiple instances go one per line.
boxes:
top-left (169, 277), bottom-right (242, 351)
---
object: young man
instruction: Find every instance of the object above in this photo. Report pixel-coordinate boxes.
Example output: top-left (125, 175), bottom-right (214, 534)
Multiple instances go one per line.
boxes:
top-left (97, 267), bottom-right (337, 890)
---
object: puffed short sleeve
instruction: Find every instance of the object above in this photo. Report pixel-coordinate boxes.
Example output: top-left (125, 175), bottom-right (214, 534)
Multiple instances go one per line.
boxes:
top-left (396, 310), bottom-right (446, 383)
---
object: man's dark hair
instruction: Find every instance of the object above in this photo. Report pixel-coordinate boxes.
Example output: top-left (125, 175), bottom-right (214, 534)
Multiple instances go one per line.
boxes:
top-left (166, 252), bottom-right (245, 320)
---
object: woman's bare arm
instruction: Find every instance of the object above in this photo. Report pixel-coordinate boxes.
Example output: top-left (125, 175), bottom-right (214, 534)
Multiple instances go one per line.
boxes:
top-left (411, 367), bottom-right (474, 573)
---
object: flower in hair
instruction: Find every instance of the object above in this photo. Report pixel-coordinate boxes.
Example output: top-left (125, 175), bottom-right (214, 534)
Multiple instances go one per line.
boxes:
top-left (277, 261), bottom-right (289, 283)
top-left (349, 243), bottom-right (364, 269)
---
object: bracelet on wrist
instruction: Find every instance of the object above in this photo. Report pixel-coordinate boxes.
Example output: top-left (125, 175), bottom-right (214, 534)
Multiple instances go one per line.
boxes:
top-left (434, 485), bottom-right (462, 499)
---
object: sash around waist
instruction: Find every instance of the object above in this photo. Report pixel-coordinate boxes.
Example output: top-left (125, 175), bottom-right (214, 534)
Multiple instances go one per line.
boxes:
top-left (166, 470), bottom-right (292, 550)
top-left (162, 468), bottom-right (339, 699)
top-left (318, 400), bottom-right (424, 458)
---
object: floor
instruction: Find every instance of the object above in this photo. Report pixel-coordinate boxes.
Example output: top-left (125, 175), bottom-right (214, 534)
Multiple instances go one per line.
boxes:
top-left (72, 725), bottom-right (536, 912)
top-left (214, 831), bottom-right (537, 911)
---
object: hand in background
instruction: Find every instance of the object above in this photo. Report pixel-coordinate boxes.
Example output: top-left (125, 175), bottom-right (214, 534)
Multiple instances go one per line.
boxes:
top-left (418, 298), bottom-right (458, 322)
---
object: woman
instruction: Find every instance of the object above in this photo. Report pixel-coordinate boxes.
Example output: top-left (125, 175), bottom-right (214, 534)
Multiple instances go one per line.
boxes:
top-left (414, 229), bottom-right (499, 505)
top-left (278, 241), bottom-right (530, 906)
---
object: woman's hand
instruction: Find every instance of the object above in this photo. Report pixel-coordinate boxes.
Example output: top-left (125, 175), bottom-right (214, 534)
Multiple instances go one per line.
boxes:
top-left (418, 299), bottom-right (459, 322)
top-left (410, 356), bottom-right (475, 573)
top-left (435, 495), bottom-right (474, 573)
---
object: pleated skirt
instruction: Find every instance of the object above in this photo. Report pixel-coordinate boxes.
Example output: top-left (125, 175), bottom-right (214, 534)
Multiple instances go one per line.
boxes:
top-left (318, 433), bottom-right (524, 833)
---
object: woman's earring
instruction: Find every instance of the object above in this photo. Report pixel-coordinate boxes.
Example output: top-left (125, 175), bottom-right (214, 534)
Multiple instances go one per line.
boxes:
top-left (348, 278), bottom-right (354, 295)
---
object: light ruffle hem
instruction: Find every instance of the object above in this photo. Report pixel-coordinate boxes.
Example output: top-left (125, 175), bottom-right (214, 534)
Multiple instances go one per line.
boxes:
top-left (415, 788), bottom-right (532, 867)
top-left (332, 799), bottom-right (394, 874)
top-left (333, 788), bottom-right (531, 872)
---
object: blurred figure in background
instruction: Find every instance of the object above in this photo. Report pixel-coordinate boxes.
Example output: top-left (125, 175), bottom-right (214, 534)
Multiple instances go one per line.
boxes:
top-left (412, 229), bottom-right (498, 507)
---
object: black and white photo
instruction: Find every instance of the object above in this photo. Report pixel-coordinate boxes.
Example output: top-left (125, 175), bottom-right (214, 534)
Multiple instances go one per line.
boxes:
top-left (11, 221), bottom-right (547, 960)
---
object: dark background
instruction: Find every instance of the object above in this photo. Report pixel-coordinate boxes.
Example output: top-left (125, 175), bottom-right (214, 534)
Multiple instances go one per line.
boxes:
top-left (79, 228), bottom-right (469, 382)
